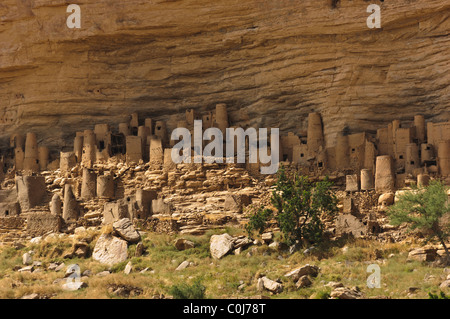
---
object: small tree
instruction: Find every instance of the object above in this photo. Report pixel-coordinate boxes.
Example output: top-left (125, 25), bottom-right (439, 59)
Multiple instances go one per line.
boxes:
top-left (246, 166), bottom-right (338, 246)
top-left (388, 180), bottom-right (450, 259)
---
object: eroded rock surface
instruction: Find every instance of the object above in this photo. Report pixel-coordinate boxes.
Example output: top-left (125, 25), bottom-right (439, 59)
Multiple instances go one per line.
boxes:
top-left (0, 0), bottom-right (449, 148)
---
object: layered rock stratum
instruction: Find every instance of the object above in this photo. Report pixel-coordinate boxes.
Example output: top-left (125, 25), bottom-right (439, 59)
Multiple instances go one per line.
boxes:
top-left (0, 0), bottom-right (449, 150)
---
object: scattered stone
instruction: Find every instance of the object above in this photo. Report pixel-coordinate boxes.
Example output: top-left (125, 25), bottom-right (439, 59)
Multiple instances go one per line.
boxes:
top-left (107, 284), bottom-right (143, 298)
top-left (232, 236), bottom-right (252, 249)
top-left (82, 269), bottom-right (92, 277)
top-left (135, 242), bottom-right (144, 257)
top-left (439, 280), bottom-right (450, 290)
top-left (253, 239), bottom-right (264, 246)
top-left (53, 278), bottom-right (64, 285)
top-left (140, 267), bottom-right (150, 273)
top-left (378, 193), bottom-right (395, 207)
top-left (174, 238), bottom-right (195, 251)
top-left (74, 226), bottom-right (87, 235)
top-left (72, 241), bottom-right (89, 258)
top-left (124, 261), bottom-right (133, 274)
top-left (261, 232), bottom-right (273, 243)
top-left (210, 233), bottom-right (234, 259)
top-left (22, 252), bottom-right (33, 265)
top-left (112, 218), bottom-right (141, 244)
top-left (64, 264), bottom-right (80, 278)
top-left (325, 281), bottom-right (344, 289)
top-left (257, 276), bottom-right (283, 294)
top-left (18, 266), bottom-right (34, 273)
top-left (234, 247), bottom-right (242, 255)
top-left (407, 247), bottom-right (437, 262)
top-left (92, 233), bottom-right (128, 266)
top-left (330, 286), bottom-right (363, 299)
top-left (408, 287), bottom-right (419, 293)
top-left (96, 270), bottom-right (111, 277)
top-left (268, 241), bottom-right (280, 250)
top-left (13, 242), bottom-right (25, 250)
top-left (21, 293), bottom-right (39, 299)
top-left (284, 264), bottom-right (320, 282)
top-left (296, 275), bottom-right (312, 288)
top-left (176, 260), bottom-right (190, 271)
top-left (30, 236), bottom-right (42, 244)
top-left (288, 243), bottom-right (301, 254)
top-left (54, 263), bottom-right (65, 272)
top-left (303, 246), bottom-right (317, 255)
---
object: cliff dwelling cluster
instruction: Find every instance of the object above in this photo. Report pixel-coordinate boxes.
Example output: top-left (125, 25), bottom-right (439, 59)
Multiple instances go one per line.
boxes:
top-left (0, 103), bottom-right (449, 244)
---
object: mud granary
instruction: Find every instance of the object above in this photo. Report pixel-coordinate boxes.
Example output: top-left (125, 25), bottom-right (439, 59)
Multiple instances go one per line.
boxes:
top-left (0, 104), bottom-right (449, 243)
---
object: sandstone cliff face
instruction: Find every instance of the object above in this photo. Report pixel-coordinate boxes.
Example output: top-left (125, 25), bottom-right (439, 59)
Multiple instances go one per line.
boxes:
top-left (0, 0), bottom-right (449, 151)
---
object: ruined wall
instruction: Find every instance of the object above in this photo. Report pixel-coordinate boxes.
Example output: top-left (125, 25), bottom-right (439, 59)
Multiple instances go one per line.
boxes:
top-left (0, 0), bottom-right (449, 150)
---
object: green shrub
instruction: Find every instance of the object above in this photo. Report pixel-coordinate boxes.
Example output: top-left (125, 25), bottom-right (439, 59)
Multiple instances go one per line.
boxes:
top-left (168, 278), bottom-right (206, 299)
top-left (245, 207), bottom-right (272, 236)
top-left (428, 291), bottom-right (449, 299)
top-left (246, 166), bottom-right (338, 246)
top-left (388, 180), bottom-right (450, 259)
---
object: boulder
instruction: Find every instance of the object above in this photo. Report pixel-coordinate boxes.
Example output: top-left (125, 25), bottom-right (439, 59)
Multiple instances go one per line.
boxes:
top-left (295, 275), bottom-right (312, 288)
top-left (257, 276), bottom-right (283, 294)
top-left (284, 264), bottom-right (320, 282)
top-left (112, 218), bottom-right (141, 244)
top-left (330, 286), bottom-right (363, 299)
top-left (439, 280), bottom-right (450, 290)
top-left (174, 238), bottom-right (195, 251)
top-left (210, 233), bottom-right (234, 259)
top-left (92, 233), bottom-right (128, 266)
top-left (407, 247), bottom-right (437, 262)
top-left (72, 241), bottom-right (89, 258)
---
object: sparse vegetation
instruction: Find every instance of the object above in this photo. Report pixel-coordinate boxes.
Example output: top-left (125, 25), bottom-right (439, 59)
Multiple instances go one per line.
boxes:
top-left (428, 291), bottom-right (449, 299)
top-left (388, 180), bottom-right (450, 260)
top-left (169, 278), bottom-right (206, 299)
top-left (0, 228), bottom-right (448, 299)
top-left (247, 166), bottom-right (338, 246)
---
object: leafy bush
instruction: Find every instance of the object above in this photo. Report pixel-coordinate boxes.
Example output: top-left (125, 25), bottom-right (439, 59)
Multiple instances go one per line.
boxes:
top-left (246, 166), bottom-right (338, 246)
top-left (388, 180), bottom-right (450, 259)
top-left (245, 207), bottom-right (273, 235)
top-left (428, 291), bottom-right (449, 299)
top-left (169, 278), bottom-right (206, 299)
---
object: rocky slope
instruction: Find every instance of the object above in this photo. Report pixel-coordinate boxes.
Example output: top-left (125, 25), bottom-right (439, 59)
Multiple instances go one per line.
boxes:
top-left (0, 0), bottom-right (449, 150)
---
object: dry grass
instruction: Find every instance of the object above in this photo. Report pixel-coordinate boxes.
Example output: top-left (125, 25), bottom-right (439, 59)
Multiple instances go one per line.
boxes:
top-left (0, 228), bottom-right (448, 299)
